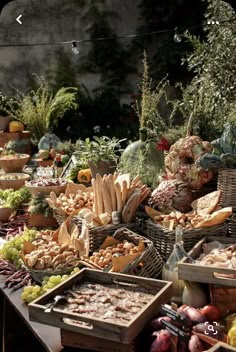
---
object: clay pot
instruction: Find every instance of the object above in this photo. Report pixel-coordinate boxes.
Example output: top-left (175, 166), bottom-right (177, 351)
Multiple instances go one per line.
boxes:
top-left (88, 160), bottom-right (117, 178)
top-left (0, 115), bottom-right (14, 132)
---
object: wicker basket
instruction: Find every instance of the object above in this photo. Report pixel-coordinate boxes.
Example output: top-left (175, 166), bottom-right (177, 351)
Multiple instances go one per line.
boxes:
top-left (73, 216), bottom-right (138, 253)
top-left (227, 213), bottom-right (236, 237)
top-left (23, 262), bottom-right (78, 284)
top-left (90, 227), bottom-right (163, 279)
top-left (218, 169), bottom-right (236, 210)
top-left (144, 219), bottom-right (228, 260)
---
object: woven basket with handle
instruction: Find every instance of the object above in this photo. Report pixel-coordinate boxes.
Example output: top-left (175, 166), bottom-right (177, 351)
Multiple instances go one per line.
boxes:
top-left (144, 219), bottom-right (228, 260)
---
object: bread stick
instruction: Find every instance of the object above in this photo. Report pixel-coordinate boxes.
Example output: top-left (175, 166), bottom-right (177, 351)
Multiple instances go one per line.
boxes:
top-left (102, 179), bottom-right (113, 215)
top-left (96, 174), bottom-right (104, 215)
top-left (91, 178), bottom-right (98, 215)
top-left (108, 174), bottom-right (117, 211)
top-left (115, 181), bottom-right (123, 212)
top-left (121, 180), bottom-right (127, 207)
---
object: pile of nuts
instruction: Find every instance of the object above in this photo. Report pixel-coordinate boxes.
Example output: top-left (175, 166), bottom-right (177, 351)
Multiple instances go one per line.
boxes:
top-left (87, 240), bottom-right (141, 269)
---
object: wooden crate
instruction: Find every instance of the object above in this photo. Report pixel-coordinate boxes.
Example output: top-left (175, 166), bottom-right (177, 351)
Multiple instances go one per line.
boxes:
top-left (207, 342), bottom-right (236, 351)
top-left (178, 236), bottom-right (236, 286)
top-left (61, 330), bottom-right (135, 352)
top-left (29, 268), bottom-right (172, 344)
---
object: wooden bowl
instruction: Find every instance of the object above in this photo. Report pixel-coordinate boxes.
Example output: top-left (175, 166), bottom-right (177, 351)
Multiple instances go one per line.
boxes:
top-left (0, 207), bottom-right (14, 222)
top-left (25, 181), bottom-right (68, 196)
top-left (0, 154), bottom-right (30, 172)
top-left (0, 173), bottom-right (30, 190)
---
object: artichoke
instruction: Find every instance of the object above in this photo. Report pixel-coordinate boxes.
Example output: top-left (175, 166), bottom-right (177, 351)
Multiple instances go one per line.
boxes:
top-left (148, 180), bottom-right (193, 214)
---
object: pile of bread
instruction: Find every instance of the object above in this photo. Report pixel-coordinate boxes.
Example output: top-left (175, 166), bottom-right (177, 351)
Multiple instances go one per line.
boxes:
top-left (146, 190), bottom-right (232, 230)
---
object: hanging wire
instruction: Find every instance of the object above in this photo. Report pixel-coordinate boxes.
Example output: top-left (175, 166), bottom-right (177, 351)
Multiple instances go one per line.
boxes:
top-left (0, 17), bottom-right (235, 48)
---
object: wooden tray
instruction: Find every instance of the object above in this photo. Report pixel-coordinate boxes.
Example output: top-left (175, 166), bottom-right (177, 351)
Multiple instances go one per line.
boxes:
top-left (207, 342), bottom-right (236, 351)
top-left (29, 268), bottom-right (172, 344)
top-left (61, 330), bottom-right (135, 352)
top-left (178, 236), bottom-right (236, 286)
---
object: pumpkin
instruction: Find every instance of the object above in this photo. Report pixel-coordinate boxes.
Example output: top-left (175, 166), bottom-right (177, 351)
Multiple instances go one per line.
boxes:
top-left (9, 121), bottom-right (24, 133)
top-left (77, 169), bottom-right (91, 183)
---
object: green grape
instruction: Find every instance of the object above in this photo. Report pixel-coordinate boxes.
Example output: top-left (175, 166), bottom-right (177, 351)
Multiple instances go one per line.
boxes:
top-left (31, 292), bottom-right (38, 300)
top-left (24, 286), bottom-right (33, 294)
top-left (21, 292), bottom-right (29, 300)
top-left (47, 282), bottom-right (56, 289)
top-left (26, 294), bottom-right (34, 303)
top-left (33, 285), bottom-right (41, 293)
top-left (62, 275), bottom-right (69, 281)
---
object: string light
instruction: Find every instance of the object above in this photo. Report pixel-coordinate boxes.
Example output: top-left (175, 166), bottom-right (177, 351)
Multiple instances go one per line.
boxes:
top-left (71, 41), bottom-right (79, 55)
top-left (0, 17), bottom-right (235, 48)
top-left (173, 27), bottom-right (182, 43)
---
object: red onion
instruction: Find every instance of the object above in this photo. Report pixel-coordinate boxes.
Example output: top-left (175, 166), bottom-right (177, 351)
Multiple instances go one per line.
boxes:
top-left (188, 335), bottom-right (204, 352)
top-left (150, 329), bottom-right (171, 352)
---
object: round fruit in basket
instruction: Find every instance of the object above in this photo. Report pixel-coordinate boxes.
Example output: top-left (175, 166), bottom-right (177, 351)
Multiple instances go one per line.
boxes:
top-left (25, 178), bottom-right (68, 196)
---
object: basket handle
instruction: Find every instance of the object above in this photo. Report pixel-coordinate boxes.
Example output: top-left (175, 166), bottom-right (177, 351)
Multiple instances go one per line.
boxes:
top-left (62, 317), bottom-right (93, 330)
top-left (212, 272), bottom-right (236, 281)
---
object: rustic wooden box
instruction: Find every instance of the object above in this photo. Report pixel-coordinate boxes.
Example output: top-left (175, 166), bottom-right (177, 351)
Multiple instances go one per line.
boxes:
top-left (178, 236), bottom-right (236, 286)
top-left (61, 329), bottom-right (136, 352)
top-left (29, 268), bottom-right (172, 344)
top-left (207, 342), bottom-right (236, 351)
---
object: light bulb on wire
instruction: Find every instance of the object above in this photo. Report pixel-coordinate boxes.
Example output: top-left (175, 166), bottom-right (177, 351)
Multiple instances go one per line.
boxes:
top-left (174, 27), bottom-right (182, 43)
top-left (72, 41), bottom-right (80, 55)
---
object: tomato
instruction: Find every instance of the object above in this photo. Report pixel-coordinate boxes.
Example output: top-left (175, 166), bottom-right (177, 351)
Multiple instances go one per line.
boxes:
top-left (200, 304), bottom-right (221, 322)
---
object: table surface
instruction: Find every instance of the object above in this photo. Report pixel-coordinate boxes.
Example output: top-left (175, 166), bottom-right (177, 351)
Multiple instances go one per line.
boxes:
top-left (0, 279), bottom-right (63, 352)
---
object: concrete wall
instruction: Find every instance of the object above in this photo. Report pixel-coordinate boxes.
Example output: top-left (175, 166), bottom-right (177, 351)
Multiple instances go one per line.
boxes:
top-left (0, 0), bottom-right (140, 93)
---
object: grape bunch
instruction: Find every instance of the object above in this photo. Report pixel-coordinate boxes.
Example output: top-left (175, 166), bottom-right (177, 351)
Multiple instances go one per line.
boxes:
top-left (0, 228), bottom-right (38, 267)
top-left (21, 267), bottom-right (80, 304)
top-left (0, 187), bottom-right (31, 209)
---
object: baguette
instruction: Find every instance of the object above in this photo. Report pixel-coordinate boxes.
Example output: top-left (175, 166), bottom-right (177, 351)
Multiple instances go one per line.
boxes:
top-left (139, 187), bottom-right (151, 204)
top-left (115, 181), bottom-right (123, 212)
top-left (126, 186), bottom-right (136, 200)
top-left (122, 188), bottom-right (141, 223)
top-left (96, 174), bottom-right (104, 215)
top-left (102, 179), bottom-right (113, 215)
top-left (108, 174), bottom-right (117, 211)
top-left (131, 175), bottom-right (141, 187)
top-left (91, 178), bottom-right (98, 215)
top-left (121, 180), bottom-right (128, 207)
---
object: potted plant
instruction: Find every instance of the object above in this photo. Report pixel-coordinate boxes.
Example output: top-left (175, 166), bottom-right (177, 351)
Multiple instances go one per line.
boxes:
top-left (76, 136), bottom-right (125, 178)
top-left (0, 77), bottom-right (78, 143)
top-left (28, 193), bottom-right (58, 228)
top-left (0, 92), bottom-right (15, 132)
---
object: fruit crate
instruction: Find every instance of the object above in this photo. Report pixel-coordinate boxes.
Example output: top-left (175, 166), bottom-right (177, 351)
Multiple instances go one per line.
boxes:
top-left (29, 268), bottom-right (172, 344)
top-left (178, 236), bottom-right (236, 286)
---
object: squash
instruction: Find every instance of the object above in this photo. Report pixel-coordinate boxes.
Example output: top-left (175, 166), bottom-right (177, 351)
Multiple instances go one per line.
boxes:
top-left (77, 169), bottom-right (91, 183)
top-left (9, 121), bottom-right (24, 133)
